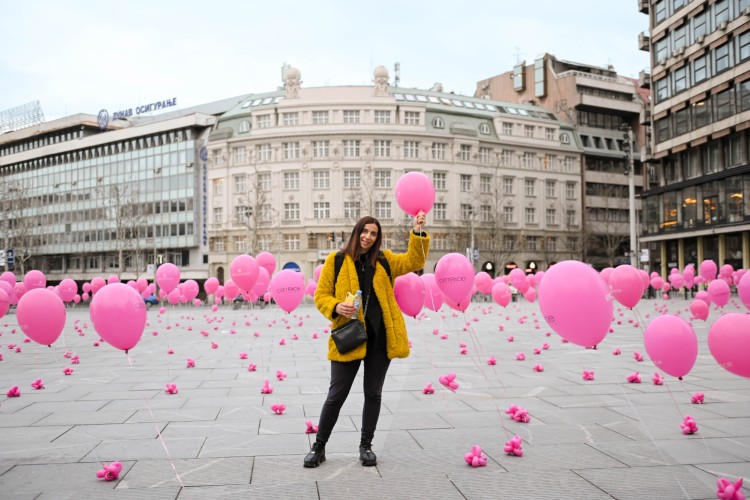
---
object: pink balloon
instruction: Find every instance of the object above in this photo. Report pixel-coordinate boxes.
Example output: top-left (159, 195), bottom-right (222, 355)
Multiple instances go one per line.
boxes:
top-left (305, 281), bottom-right (317, 297)
top-left (690, 299), bottom-right (709, 321)
top-left (435, 253), bottom-right (474, 308)
top-left (59, 279), bottom-right (78, 303)
top-left (107, 274), bottom-right (120, 284)
top-left (91, 277), bottom-right (106, 295)
top-left (420, 273), bottom-right (443, 312)
top-left (155, 263), bottom-right (180, 293)
top-left (230, 255), bottom-right (259, 292)
top-left (215, 286), bottom-right (225, 300)
top-left (269, 269), bottom-right (305, 313)
top-left (16, 288), bottom-right (66, 346)
top-left (600, 267), bottom-right (614, 285)
top-left (443, 291), bottom-right (471, 312)
top-left (394, 273), bottom-right (425, 318)
top-left (662, 282), bottom-right (671, 292)
top-left (609, 265), bottom-right (643, 309)
top-left (13, 282), bottom-right (26, 302)
top-left (0, 289), bottom-right (9, 318)
top-left (538, 260), bottom-right (612, 347)
top-left (82, 292), bottom-right (90, 301)
top-left (394, 171), bottom-right (435, 216)
top-left (204, 277), bottom-right (220, 295)
top-left (73, 294), bottom-right (81, 304)
top-left (699, 259), bottom-right (717, 282)
top-left (668, 273), bottom-right (684, 289)
top-left (474, 272), bottom-right (493, 295)
top-left (707, 279), bottom-right (730, 307)
top-left (24, 270), bottom-right (46, 290)
top-left (738, 273), bottom-right (750, 310)
top-left (709, 313), bottom-right (750, 377)
top-left (90, 283), bottom-right (146, 352)
top-left (223, 280), bottom-right (240, 301)
top-left (644, 315), bottom-right (698, 378)
top-left (523, 287), bottom-right (536, 303)
top-left (136, 278), bottom-right (148, 292)
top-left (252, 267), bottom-right (271, 296)
top-left (650, 277), bottom-right (664, 290)
top-left (314, 264), bottom-right (324, 282)
top-left (182, 280), bottom-right (199, 301)
top-left (256, 252), bottom-right (277, 277)
top-left (263, 291), bottom-right (271, 302)
top-left (719, 264), bottom-right (734, 278)
top-left (0, 271), bottom-right (15, 287)
top-left (683, 265), bottom-right (695, 281)
top-left (508, 268), bottom-right (526, 289)
top-left (167, 288), bottom-right (181, 305)
top-left (82, 282), bottom-right (92, 293)
top-left (491, 282), bottom-right (512, 307)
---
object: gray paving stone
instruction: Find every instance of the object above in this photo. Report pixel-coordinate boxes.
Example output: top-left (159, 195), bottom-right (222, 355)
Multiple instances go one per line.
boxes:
top-left (83, 437), bottom-right (206, 461)
top-left (317, 474), bottom-right (465, 499)
top-left (118, 457), bottom-right (253, 488)
top-left (198, 433), bottom-right (309, 458)
top-left (452, 469), bottom-right (614, 499)
top-left (0, 461), bottom-right (135, 496)
top-left (588, 438), bottom-right (747, 466)
top-left (177, 482), bottom-right (318, 499)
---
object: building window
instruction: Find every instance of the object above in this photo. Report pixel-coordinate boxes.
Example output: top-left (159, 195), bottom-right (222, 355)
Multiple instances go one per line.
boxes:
top-left (693, 11), bottom-right (707, 41)
top-left (524, 125), bottom-right (535, 138)
top-left (546, 208), bottom-right (557, 225)
top-left (522, 152), bottom-right (535, 168)
top-left (479, 123), bottom-right (491, 134)
top-left (480, 175), bottom-right (491, 194)
top-left (284, 234), bottom-right (300, 250)
top-left (525, 207), bottom-right (536, 224)
top-left (404, 111), bottom-right (420, 125)
top-left (374, 110), bottom-right (391, 124)
top-left (673, 66), bottom-right (687, 94)
top-left (460, 174), bottom-right (472, 192)
top-left (673, 24), bottom-right (687, 52)
top-left (566, 182), bottom-right (576, 199)
top-left (343, 139), bottom-right (360, 157)
top-left (502, 122), bottom-right (513, 135)
top-left (284, 172), bottom-right (299, 190)
top-left (433, 171), bottom-right (447, 190)
top-left (213, 207), bottom-right (223, 224)
top-left (235, 205), bottom-right (252, 224)
top-left (525, 178), bottom-right (536, 196)
top-left (375, 201), bottom-right (391, 219)
top-left (546, 236), bottom-right (557, 252)
top-left (232, 147), bottom-right (247, 164)
top-left (374, 139), bottom-right (391, 157)
top-left (313, 140), bottom-right (330, 158)
top-left (257, 115), bottom-right (271, 128)
top-left (313, 202), bottom-right (330, 219)
top-left (546, 179), bottom-right (556, 197)
top-left (714, 0), bottom-right (729, 25)
top-left (432, 117), bottom-right (445, 128)
top-left (461, 204), bottom-right (473, 221)
top-left (545, 127), bottom-right (555, 140)
top-left (692, 54), bottom-right (708, 84)
top-left (312, 111), bottom-right (329, 124)
top-left (234, 175), bottom-right (246, 194)
top-left (431, 142), bottom-right (446, 159)
top-left (282, 112), bottom-right (299, 126)
top-left (374, 170), bottom-right (391, 188)
top-left (344, 201), bottom-right (361, 219)
top-left (655, 77), bottom-right (670, 103)
top-left (503, 177), bottom-right (514, 195)
top-left (313, 170), bottom-right (330, 189)
top-left (479, 147), bottom-right (492, 163)
top-left (562, 157), bottom-right (575, 172)
top-left (566, 210), bottom-right (577, 226)
top-left (404, 140), bottom-right (420, 158)
top-left (715, 88), bottom-right (734, 120)
top-left (284, 203), bottom-right (300, 221)
top-left (500, 149), bottom-right (513, 166)
top-left (433, 202), bottom-right (447, 220)
top-left (212, 178), bottom-right (224, 196)
top-left (283, 142), bottom-right (300, 159)
top-left (258, 173), bottom-right (271, 192)
top-left (213, 239), bottom-right (225, 253)
top-left (526, 235), bottom-right (538, 251)
top-left (503, 206), bottom-right (515, 223)
top-left (343, 110), bottom-right (360, 124)
top-left (238, 120), bottom-right (250, 134)
top-left (480, 204), bottom-right (492, 222)
top-left (343, 170), bottom-right (361, 188)
top-left (739, 31), bottom-right (750, 62)
top-left (715, 43), bottom-right (730, 73)
top-left (257, 143), bottom-right (272, 161)
top-left (432, 233), bottom-right (448, 250)
top-left (459, 144), bottom-right (471, 161)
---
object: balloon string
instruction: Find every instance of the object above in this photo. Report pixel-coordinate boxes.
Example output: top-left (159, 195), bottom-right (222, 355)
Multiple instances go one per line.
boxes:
top-left (677, 378), bottom-right (715, 461)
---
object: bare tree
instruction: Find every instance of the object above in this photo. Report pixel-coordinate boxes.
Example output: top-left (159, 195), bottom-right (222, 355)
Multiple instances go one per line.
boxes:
top-left (97, 181), bottom-right (148, 277)
top-left (0, 178), bottom-right (34, 275)
top-left (583, 184), bottom-right (630, 268)
top-left (234, 166), bottom-right (273, 255)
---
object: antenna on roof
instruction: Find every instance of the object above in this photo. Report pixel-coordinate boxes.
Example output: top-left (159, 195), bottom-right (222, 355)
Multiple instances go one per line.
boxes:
top-left (394, 62), bottom-right (401, 87)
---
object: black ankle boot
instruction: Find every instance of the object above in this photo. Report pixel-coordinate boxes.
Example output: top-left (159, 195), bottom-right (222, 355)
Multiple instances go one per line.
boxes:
top-left (359, 439), bottom-right (377, 466)
top-left (304, 441), bottom-right (326, 468)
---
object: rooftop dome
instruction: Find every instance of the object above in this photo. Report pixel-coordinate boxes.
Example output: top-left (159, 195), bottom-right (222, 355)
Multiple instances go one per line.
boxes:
top-left (373, 65), bottom-right (389, 79)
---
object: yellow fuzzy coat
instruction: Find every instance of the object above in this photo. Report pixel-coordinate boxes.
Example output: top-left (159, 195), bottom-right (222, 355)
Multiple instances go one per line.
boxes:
top-left (315, 231), bottom-right (430, 361)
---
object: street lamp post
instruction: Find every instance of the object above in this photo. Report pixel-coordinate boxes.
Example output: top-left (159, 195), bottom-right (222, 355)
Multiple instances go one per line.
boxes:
top-left (622, 125), bottom-right (638, 268)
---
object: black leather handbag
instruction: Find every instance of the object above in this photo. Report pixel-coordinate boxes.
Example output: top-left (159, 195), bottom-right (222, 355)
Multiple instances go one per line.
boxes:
top-left (331, 319), bottom-right (367, 354)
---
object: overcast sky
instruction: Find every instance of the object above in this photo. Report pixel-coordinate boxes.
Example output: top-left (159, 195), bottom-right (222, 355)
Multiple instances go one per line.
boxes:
top-left (1, 1), bottom-right (650, 122)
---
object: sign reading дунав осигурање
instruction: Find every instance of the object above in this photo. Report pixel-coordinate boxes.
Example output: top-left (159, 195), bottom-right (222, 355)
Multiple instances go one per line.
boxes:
top-left (112, 97), bottom-right (178, 120)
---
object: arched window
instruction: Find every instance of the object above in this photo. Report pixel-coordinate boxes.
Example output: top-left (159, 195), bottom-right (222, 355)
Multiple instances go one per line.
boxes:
top-left (239, 120), bottom-right (250, 134)
top-left (432, 117), bottom-right (445, 129)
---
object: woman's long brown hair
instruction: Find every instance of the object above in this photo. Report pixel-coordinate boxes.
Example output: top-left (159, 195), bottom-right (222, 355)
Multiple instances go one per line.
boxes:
top-left (339, 216), bottom-right (382, 268)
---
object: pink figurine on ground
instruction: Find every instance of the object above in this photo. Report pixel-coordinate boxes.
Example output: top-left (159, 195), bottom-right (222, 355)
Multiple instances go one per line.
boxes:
top-left (627, 371), bottom-right (641, 383)
top-left (305, 420), bottom-right (319, 434)
top-left (464, 445), bottom-right (488, 467)
top-left (271, 403), bottom-right (286, 415)
top-left (680, 415), bottom-right (698, 435)
top-left (487, 356), bottom-right (497, 365)
top-left (691, 392), bottom-right (705, 404)
top-left (96, 461), bottom-right (123, 481)
top-left (716, 477), bottom-right (745, 500)
top-left (504, 435), bottom-right (524, 456)
top-left (583, 370), bottom-right (595, 381)
top-left (422, 383), bottom-right (435, 394)
top-left (533, 364), bottom-right (544, 372)
top-left (165, 384), bottom-right (178, 394)
top-left (261, 379), bottom-right (274, 394)
top-left (31, 379), bottom-right (44, 390)
top-left (652, 373), bottom-right (664, 385)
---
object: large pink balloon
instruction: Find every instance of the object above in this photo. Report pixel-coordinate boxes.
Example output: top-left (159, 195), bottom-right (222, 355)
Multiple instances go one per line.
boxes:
top-left (252, 267), bottom-right (271, 296)
top-left (16, 288), bottom-right (66, 346)
top-left (204, 277), bottom-right (220, 295)
top-left (182, 280), bottom-right (199, 301)
top-left (609, 265), bottom-right (643, 309)
top-left (24, 270), bottom-right (46, 290)
top-left (394, 273), bottom-right (425, 318)
top-left (91, 276), bottom-right (106, 295)
top-left (491, 282), bottom-right (512, 307)
top-left (435, 253), bottom-right (474, 308)
top-left (707, 279), bottom-right (730, 307)
top-left (709, 313), bottom-right (750, 378)
top-left (0, 271), bottom-right (15, 287)
top-left (474, 272), bottom-right (493, 295)
top-left (269, 269), bottom-right (305, 313)
top-left (256, 252), bottom-right (277, 277)
top-left (59, 279), bottom-right (78, 303)
top-left (0, 289), bottom-right (9, 318)
top-left (230, 255), bottom-right (259, 292)
top-left (155, 263), bottom-right (180, 293)
top-left (538, 260), bottom-right (612, 347)
top-left (90, 283), bottom-right (146, 352)
top-left (420, 273), bottom-right (443, 312)
top-left (690, 299), bottom-right (709, 321)
top-left (223, 279), bottom-right (240, 301)
top-left (738, 273), bottom-right (750, 310)
top-left (644, 315), bottom-right (698, 379)
top-left (394, 171), bottom-right (435, 216)
top-left (699, 259), bottom-right (717, 282)
top-left (443, 291), bottom-right (471, 312)
top-left (508, 268), bottom-right (526, 289)
top-left (167, 288), bottom-right (181, 305)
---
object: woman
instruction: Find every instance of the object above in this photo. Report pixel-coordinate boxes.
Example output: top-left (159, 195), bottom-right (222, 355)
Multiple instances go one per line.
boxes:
top-left (304, 211), bottom-right (429, 468)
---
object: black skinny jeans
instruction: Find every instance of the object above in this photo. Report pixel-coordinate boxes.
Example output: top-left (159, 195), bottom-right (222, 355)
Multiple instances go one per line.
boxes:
top-left (315, 347), bottom-right (391, 444)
